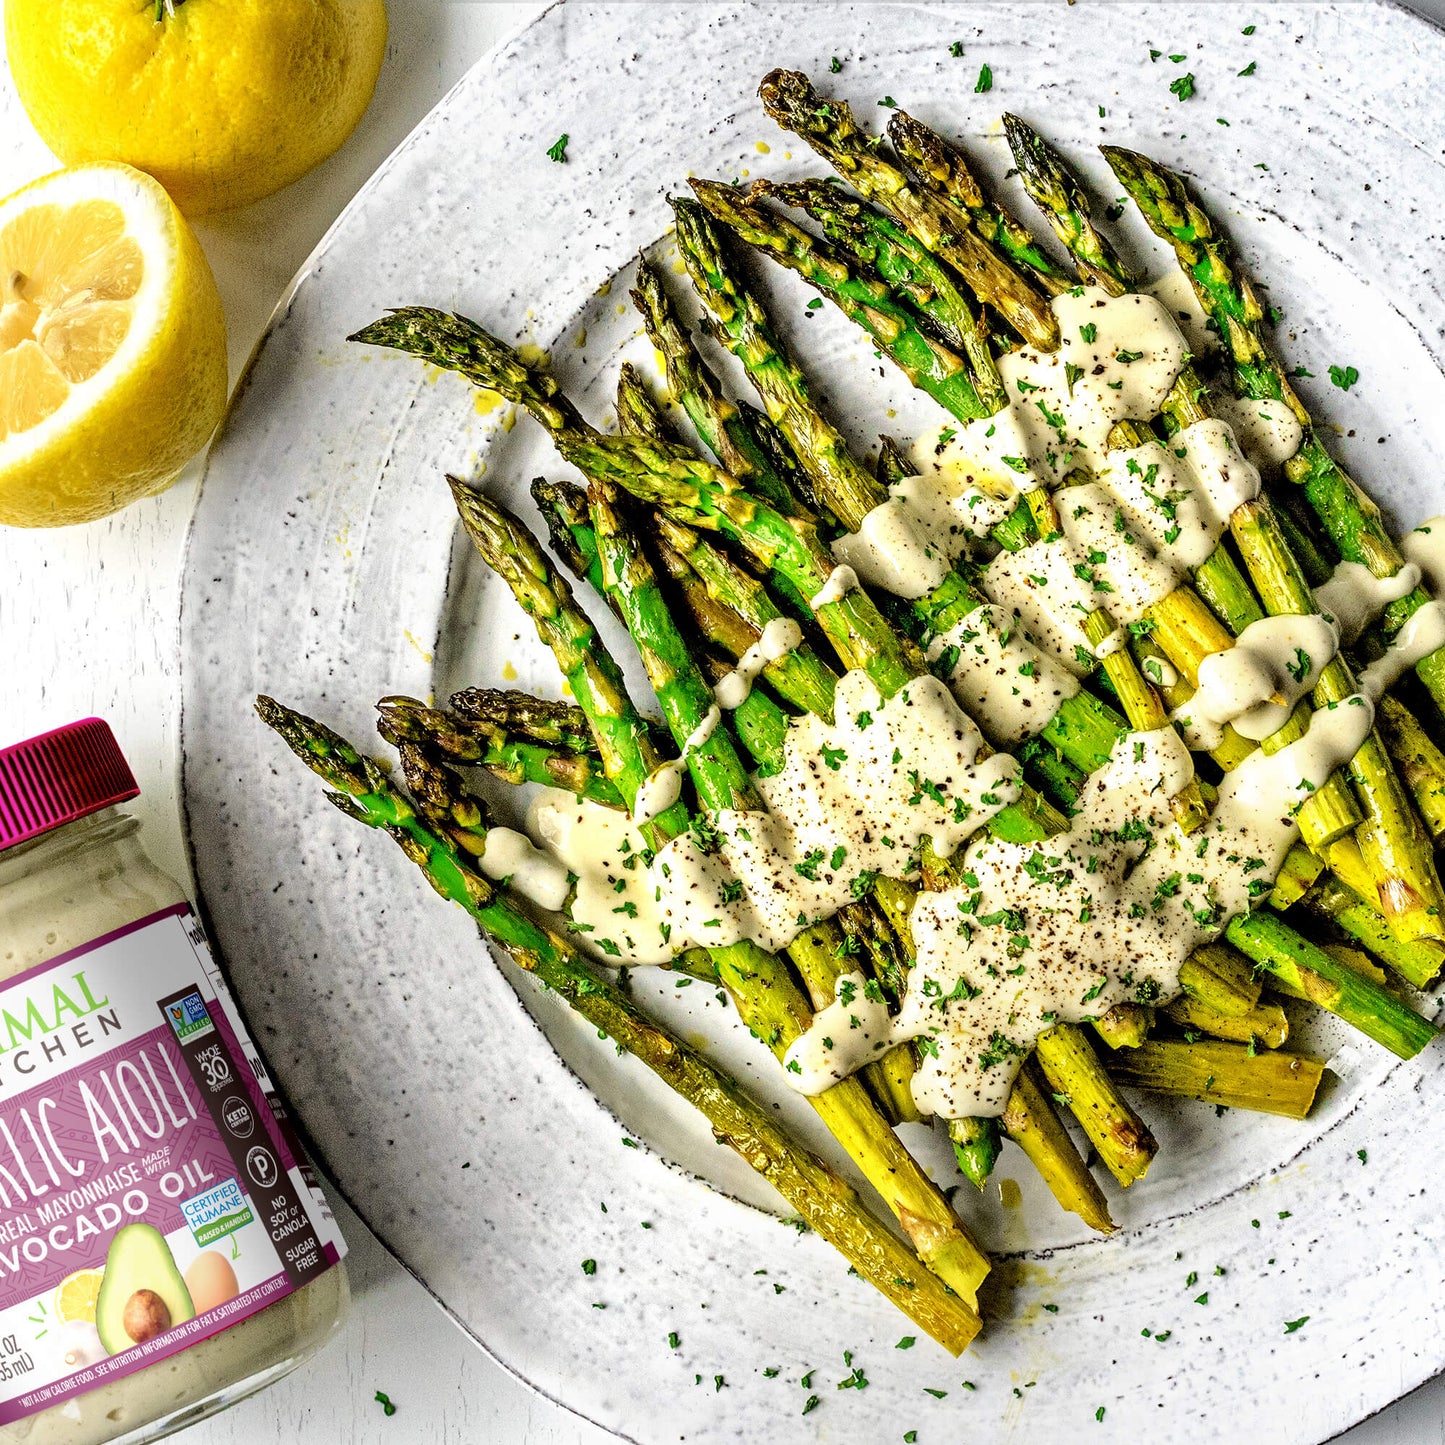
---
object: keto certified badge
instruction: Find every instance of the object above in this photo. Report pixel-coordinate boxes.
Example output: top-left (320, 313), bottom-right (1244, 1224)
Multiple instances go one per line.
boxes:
top-left (221, 1095), bottom-right (256, 1139)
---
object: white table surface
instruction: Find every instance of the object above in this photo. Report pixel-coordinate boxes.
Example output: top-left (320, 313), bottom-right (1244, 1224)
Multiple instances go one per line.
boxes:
top-left (2, 3), bottom-right (1442, 1440)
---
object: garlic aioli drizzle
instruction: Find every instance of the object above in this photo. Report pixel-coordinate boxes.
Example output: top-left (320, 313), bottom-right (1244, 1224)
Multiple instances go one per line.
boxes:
top-left (1315, 561), bottom-right (1422, 645)
top-left (1356, 601), bottom-right (1445, 701)
top-left (714, 618), bottom-right (803, 710)
top-left (528, 788), bottom-right (673, 965)
top-left (927, 604), bottom-right (1082, 747)
top-left (476, 827), bottom-right (571, 912)
top-left (1401, 517), bottom-right (1445, 597)
top-left (1204, 394), bottom-right (1304, 475)
top-left (785, 698), bottom-right (1376, 1114)
top-left (656, 672), bottom-right (1020, 954)
top-left (809, 564), bottom-right (860, 609)
top-left (633, 706), bottom-right (721, 826)
top-left (1176, 613), bottom-right (1340, 749)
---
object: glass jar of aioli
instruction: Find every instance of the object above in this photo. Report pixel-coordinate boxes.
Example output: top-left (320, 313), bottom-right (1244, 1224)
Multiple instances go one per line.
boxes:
top-left (0, 720), bottom-right (348, 1444)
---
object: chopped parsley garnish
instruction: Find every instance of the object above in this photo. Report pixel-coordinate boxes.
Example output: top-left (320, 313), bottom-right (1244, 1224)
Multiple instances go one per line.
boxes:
top-left (374, 1391), bottom-right (397, 1417)
top-left (975, 64), bottom-right (993, 93)
top-left (830, 55), bottom-right (843, 72)
top-left (821, 743), bottom-right (847, 770)
top-left (546, 133), bottom-right (569, 163)
top-left (1238, 60), bottom-right (1257, 76)
top-left (1287, 647), bottom-right (1312, 683)
top-left (669, 1332), bottom-right (681, 1349)
top-left (1284, 1316), bottom-right (1310, 1333)
top-left (1170, 72), bottom-right (1197, 101)
top-left (1329, 364), bottom-right (1359, 391)
top-left (950, 39), bottom-right (964, 56)
top-left (879, 95), bottom-right (898, 109)
top-left (581, 1258), bottom-right (597, 1275)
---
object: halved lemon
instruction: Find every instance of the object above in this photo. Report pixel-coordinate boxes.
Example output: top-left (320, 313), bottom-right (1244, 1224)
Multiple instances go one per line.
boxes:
top-left (0, 162), bottom-right (227, 528)
top-left (54, 1267), bottom-right (104, 1324)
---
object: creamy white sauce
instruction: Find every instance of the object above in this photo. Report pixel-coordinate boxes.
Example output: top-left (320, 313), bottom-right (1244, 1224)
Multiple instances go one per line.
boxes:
top-left (1142, 656), bottom-right (1180, 689)
top-left (785, 698), bottom-right (1376, 1114)
top-left (1056, 482), bottom-right (1183, 622)
top-left (1098, 420), bottom-right (1261, 572)
top-left (1401, 517), bottom-right (1445, 598)
top-left (829, 467), bottom-right (1029, 600)
top-left (809, 564), bottom-right (861, 609)
top-left (980, 541), bottom-right (1094, 675)
top-left (1316, 560), bottom-right (1421, 645)
top-left (946, 288), bottom-right (1187, 490)
top-left (655, 672), bottom-right (1020, 954)
top-left (783, 970), bottom-right (897, 1093)
top-left (1093, 627), bottom-right (1127, 660)
top-left (1357, 600), bottom-right (1445, 702)
top-left (714, 618), bottom-right (803, 710)
top-left (476, 827), bottom-right (572, 912)
top-left (926, 603), bottom-right (1082, 747)
top-left (633, 707), bottom-right (720, 825)
top-left (528, 788), bottom-right (673, 965)
top-left (1207, 393), bottom-right (1304, 474)
top-left (1176, 613), bottom-right (1340, 749)
top-left (830, 489), bottom-right (951, 600)
top-left (1145, 269), bottom-right (1216, 360)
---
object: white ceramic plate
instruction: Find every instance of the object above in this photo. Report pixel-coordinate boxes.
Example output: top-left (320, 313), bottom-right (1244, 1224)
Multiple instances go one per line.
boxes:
top-left (180, 3), bottom-right (1445, 1439)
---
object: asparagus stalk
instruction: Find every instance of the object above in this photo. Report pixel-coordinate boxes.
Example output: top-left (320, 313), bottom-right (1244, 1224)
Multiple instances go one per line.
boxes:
top-left (1164, 996), bottom-right (1290, 1049)
top-left (1225, 910), bottom-right (1438, 1059)
top-left (886, 111), bottom-right (1073, 290)
top-left (1001, 1061), bottom-right (1116, 1234)
top-left (1106, 1039), bottom-right (1323, 1119)
top-left (255, 698), bottom-right (981, 1352)
top-left (1091, 1003), bottom-right (1154, 1050)
top-left (1002, 113), bottom-right (1133, 294)
top-left (948, 1116), bottom-right (1002, 1191)
top-left (1375, 693), bottom-right (1445, 843)
top-left (757, 69), bottom-right (1061, 349)
top-left (628, 262), bottom-right (809, 518)
top-left (1300, 868), bottom-right (1445, 990)
top-left (1034, 1024), bottom-right (1157, 1186)
top-left (376, 694), bottom-right (625, 809)
top-left (1102, 143), bottom-right (1445, 708)
top-left (758, 177), bottom-right (1003, 406)
top-left (448, 686), bottom-right (602, 751)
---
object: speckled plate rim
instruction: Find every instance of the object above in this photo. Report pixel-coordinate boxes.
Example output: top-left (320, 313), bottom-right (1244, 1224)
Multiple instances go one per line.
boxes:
top-left (179, 4), bottom-right (1445, 1441)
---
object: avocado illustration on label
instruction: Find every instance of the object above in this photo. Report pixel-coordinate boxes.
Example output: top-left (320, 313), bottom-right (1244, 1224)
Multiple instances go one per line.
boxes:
top-left (94, 1224), bottom-right (197, 1355)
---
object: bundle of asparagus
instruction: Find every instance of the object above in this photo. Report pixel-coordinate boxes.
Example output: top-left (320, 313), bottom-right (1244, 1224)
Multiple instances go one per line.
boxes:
top-left (257, 67), bottom-right (1445, 1348)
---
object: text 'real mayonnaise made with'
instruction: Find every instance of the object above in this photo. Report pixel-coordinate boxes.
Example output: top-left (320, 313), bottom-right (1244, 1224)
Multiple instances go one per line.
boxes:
top-left (0, 720), bottom-right (348, 1443)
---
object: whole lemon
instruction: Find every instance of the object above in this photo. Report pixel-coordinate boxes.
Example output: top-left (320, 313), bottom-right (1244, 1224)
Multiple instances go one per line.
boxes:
top-left (5, 0), bottom-right (388, 216)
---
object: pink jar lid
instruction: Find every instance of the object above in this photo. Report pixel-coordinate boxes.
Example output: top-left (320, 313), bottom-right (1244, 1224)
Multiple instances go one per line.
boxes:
top-left (0, 718), bottom-right (139, 851)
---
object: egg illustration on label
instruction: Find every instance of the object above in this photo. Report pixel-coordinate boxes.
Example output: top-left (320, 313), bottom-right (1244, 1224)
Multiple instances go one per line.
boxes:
top-left (185, 1251), bottom-right (241, 1315)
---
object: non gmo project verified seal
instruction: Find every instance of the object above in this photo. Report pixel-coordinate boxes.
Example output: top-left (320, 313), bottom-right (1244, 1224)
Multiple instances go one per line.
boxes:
top-left (163, 989), bottom-right (214, 1043)
top-left (182, 1177), bottom-right (255, 1248)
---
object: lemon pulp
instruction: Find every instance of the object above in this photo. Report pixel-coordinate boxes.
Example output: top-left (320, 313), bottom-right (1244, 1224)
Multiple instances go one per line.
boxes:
top-left (0, 200), bottom-right (143, 440)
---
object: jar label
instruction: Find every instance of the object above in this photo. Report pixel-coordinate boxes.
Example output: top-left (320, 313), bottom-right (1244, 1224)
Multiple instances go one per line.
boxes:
top-left (0, 905), bottom-right (346, 1422)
